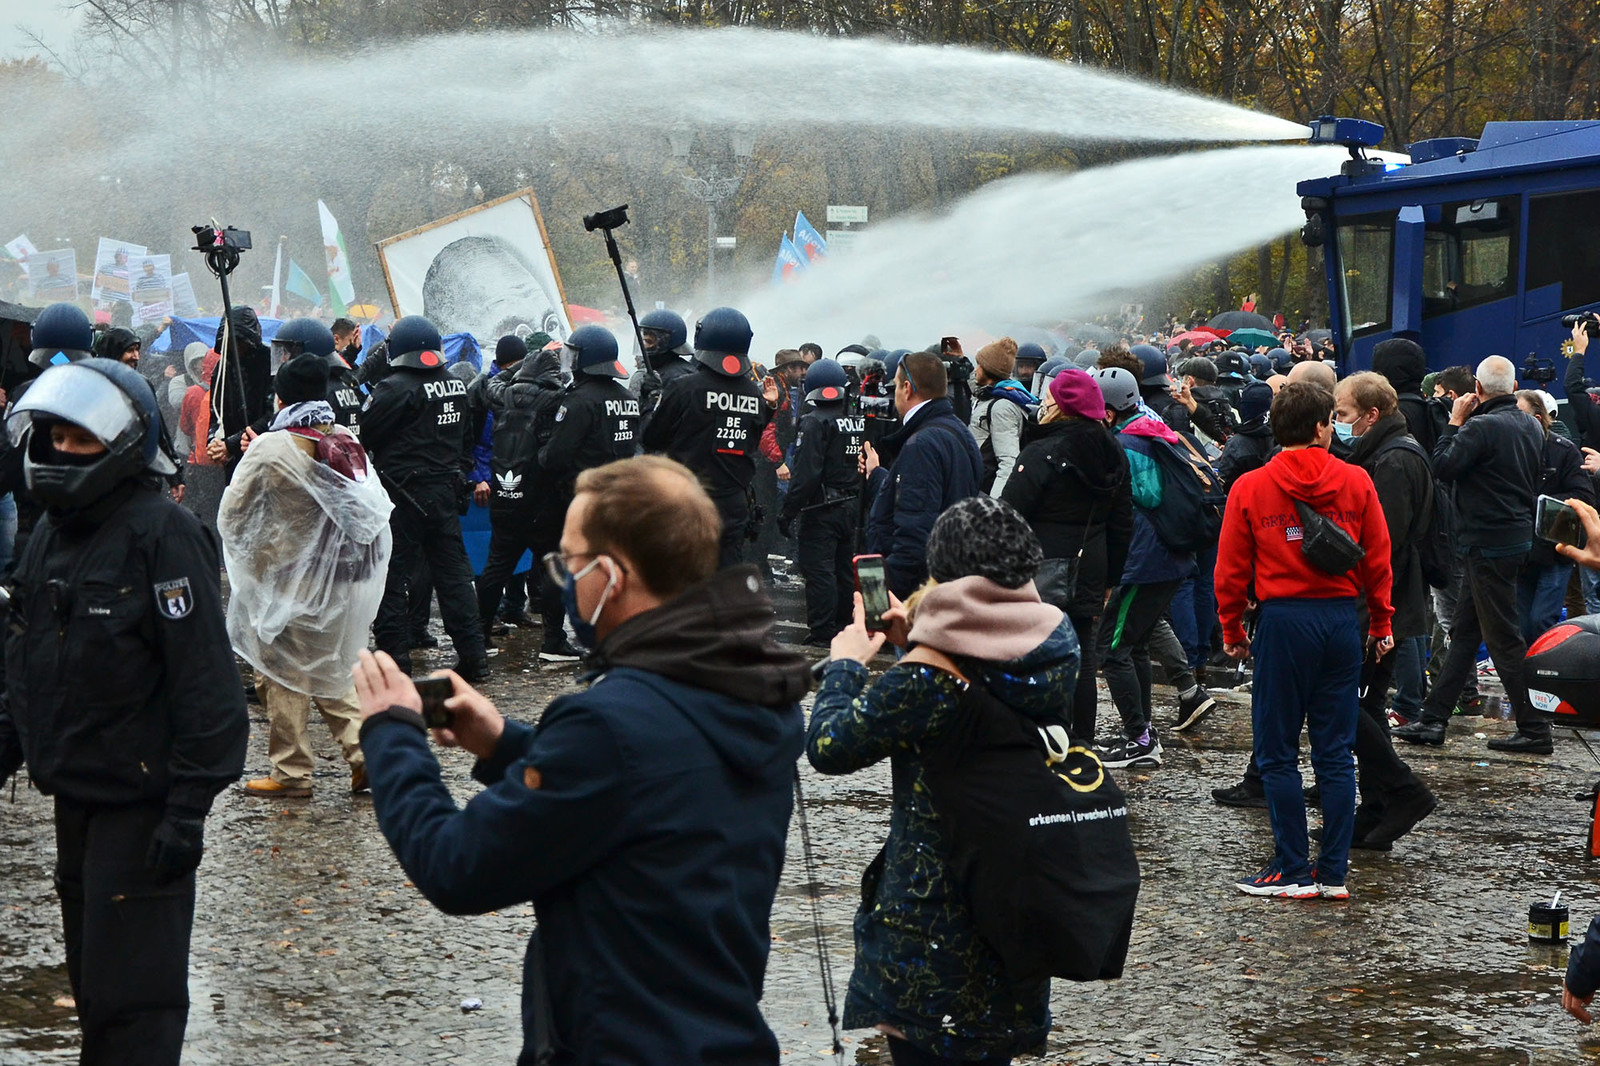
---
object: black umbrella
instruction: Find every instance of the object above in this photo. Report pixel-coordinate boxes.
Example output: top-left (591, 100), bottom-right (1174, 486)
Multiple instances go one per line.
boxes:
top-left (1305, 328), bottom-right (1333, 344)
top-left (1066, 322), bottom-right (1118, 344)
top-left (1207, 310), bottom-right (1275, 332)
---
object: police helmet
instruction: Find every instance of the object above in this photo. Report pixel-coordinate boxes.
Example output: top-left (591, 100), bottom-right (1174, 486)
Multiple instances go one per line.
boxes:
top-left (803, 358), bottom-right (849, 405)
top-left (1248, 353), bottom-right (1272, 380)
top-left (29, 302), bottom-right (95, 369)
top-left (639, 309), bottom-right (689, 356)
top-left (8, 358), bottom-right (177, 510)
top-left (1015, 342), bottom-right (1049, 379)
top-left (1093, 367), bottom-right (1140, 416)
top-left (387, 315), bottom-right (446, 370)
top-left (693, 307), bottom-right (754, 377)
top-left (271, 317), bottom-right (337, 372)
top-left (1073, 348), bottom-right (1100, 370)
top-left (1131, 344), bottom-right (1168, 387)
top-left (1214, 351), bottom-right (1250, 385)
top-left (1268, 347), bottom-right (1294, 374)
top-left (1031, 355), bottom-right (1071, 399)
top-left (564, 325), bottom-right (627, 378)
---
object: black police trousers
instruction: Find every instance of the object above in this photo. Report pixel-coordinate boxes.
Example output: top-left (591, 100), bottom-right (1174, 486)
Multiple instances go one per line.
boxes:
top-left (374, 479), bottom-right (486, 668)
top-left (475, 505), bottom-right (563, 636)
top-left (714, 493), bottom-right (750, 570)
top-left (797, 503), bottom-right (857, 644)
top-left (53, 798), bottom-right (194, 1066)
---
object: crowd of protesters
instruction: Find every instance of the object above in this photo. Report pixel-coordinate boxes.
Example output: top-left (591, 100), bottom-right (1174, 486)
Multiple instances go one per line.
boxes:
top-left (11, 286), bottom-right (1600, 1065)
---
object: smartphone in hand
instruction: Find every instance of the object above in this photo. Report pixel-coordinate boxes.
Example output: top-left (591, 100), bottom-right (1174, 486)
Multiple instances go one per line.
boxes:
top-left (415, 676), bottom-right (455, 729)
top-left (853, 554), bottom-right (890, 632)
top-left (1537, 494), bottom-right (1588, 549)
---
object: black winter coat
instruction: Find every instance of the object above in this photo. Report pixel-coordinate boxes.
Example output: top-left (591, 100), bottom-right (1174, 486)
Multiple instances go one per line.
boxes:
top-left (1348, 414), bottom-right (1434, 638)
top-left (211, 306), bottom-right (272, 440)
top-left (1529, 429), bottom-right (1596, 566)
top-left (779, 400), bottom-right (863, 524)
top-left (361, 365), bottom-right (476, 486)
top-left (1433, 394), bottom-right (1544, 552)
top-left (1565, 351), bottom-right (1600, 452)
top-left (1218, 421), bottom-right (1276, 492)
top-left (641, 365), bottom-right (771, 502)
top-left (0, 483), bottom-right (247, 812)
top-left (1372, 340), bottom-right (1440, 454)
top-left (1001, 418), bottom-right (1132, 616)
top-left (538, 374), bottom-right (639, 490)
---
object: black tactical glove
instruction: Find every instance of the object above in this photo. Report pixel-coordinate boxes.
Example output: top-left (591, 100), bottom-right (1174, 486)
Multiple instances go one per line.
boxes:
top-left (146, 807), bottom-right (206, 882)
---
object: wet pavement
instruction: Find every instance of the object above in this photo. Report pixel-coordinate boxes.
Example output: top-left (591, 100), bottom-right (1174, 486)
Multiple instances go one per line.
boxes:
top-left (6, 576), bottom-right (1600, 1064)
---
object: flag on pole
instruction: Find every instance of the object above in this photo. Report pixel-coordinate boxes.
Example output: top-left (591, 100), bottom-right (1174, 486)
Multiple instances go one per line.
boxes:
top-left (771, 234), bottom-right (808, 286)
top-left (793, 212), bottom-right (828, 263)
top-left (285, 259), bottom-right (324, 306)
top-left (317, 200), bottom-right (355, 316)
top-left (269, 240), bottom-right (283, 319)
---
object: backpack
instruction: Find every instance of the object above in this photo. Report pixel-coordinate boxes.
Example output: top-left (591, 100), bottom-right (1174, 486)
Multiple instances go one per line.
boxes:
top-left (1141, 432), bottom-right (1226, 554)
top-left (1376, 435), bottom-right (1451, 589)
top-left (908, 647), bottom-right (1140, 992)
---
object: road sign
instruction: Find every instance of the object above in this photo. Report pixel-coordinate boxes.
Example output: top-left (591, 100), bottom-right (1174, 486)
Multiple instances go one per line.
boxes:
top-left (826, 205), bottom-right (868, 224)
top-left (825, 229), bottom-right (864, 252)
top-left (715, 236), bottom-right (737, 249)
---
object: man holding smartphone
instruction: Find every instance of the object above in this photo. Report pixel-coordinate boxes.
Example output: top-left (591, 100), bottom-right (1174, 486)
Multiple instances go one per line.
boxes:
top-left (353, 455), bottom-right (811, 1064)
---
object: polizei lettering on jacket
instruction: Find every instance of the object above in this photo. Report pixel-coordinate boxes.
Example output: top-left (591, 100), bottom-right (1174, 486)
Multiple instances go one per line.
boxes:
top-left (705, 391), bottom-right (761, 415)
top-left (605, 398), bottom-right (641, 418)
top-left (422, 379), bottom-right (468, 401)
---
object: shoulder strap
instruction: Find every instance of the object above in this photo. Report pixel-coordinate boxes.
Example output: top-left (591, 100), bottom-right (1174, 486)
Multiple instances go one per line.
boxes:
top-left (901, 644), bottom-right (969, 684)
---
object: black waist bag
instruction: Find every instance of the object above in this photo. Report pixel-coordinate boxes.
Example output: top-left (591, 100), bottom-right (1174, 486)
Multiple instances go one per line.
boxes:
top-left (919, 675), bottom-right (1140, 991)
top-left (1293, 498), bottom-right (1366, 575)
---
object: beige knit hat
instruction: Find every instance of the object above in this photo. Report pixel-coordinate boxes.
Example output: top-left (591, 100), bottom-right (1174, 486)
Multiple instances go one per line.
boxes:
top-left (975, 337), bottom-right (1018, 380)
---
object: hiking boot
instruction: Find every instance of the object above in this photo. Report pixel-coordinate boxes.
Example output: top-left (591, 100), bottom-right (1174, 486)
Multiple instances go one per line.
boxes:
top-left (1360, 786), bottom-right (1437, 849)
top-left (451, 657), bottom-right (491, 684)
top-left (539, 638), bottom-right (583, 663)
top-left (350, 764), bottom-right (370, 794)
top-left (1393, 720), bottom-right (1446, 746)
top-left (1096, 729), bottom-right (1162, 769)
top-left (1487, 731), bottom-right (1553, 755)
top-left (1212, 782), bottom-right (1268, 809)
top-left (1235, 860), bottom-right (1318, 899)
top-left (1453, 692), bottom-right (1484, 717)
top-left (1173, 687), bottom-right (1217, 732)
top-left (242, 777), bottom-right (311, 799)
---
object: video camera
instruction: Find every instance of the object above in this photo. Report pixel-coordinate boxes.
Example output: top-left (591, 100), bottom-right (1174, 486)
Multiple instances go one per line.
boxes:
top-left (191, 223), bottom-right (251, 278)
top-left (1524, 355), bottom-right (1558, 386)
top-left (1563, 312), bottom-right (1600, 339)
top-left (583, 205), bottom-right (629, 233)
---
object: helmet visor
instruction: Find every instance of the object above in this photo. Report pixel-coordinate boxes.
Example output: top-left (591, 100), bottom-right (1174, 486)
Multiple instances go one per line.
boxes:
top-left (7, 363), bottom-right (141, 449)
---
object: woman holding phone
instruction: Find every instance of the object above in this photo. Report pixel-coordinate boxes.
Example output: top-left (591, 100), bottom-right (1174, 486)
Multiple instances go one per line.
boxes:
top-left (806, 496), bottom-right (1079, 1066)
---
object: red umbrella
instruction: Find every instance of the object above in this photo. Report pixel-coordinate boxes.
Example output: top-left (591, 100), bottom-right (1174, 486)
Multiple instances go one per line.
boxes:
top-left (1169, 329), bottom-right (1225, 346)
top-left (567, 304), bottom-right (606, 325)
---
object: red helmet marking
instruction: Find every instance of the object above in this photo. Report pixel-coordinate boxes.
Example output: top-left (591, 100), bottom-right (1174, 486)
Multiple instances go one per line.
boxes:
top-left (420, 350), bottom-right (440, 367)
top-left (721, 355), bottom-right (742, 374)
top-left (823, 387), bottom-right (840, 399)
top-left (614, 362), bottom-right (627, 376)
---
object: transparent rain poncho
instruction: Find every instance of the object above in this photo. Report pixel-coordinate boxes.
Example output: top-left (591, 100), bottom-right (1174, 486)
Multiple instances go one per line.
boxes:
top-left (218, 429), bottom-right (393, 697)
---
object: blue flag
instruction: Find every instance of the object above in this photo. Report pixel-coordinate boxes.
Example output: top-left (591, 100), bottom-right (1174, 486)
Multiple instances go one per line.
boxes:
top-left (793, 212), bottom-right (828, 263)
top-left (771, 235), bottom-right (808, 286)
top-left (285, 259), bottom-right (323, 306)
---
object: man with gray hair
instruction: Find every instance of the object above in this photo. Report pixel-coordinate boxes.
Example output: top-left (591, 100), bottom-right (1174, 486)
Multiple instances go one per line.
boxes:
top-left (1394, 355), bottom-right (1549, 752)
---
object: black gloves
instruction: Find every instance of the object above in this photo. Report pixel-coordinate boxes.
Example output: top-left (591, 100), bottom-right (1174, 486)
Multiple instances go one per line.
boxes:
top-left (147, 807), bottom-right (206, 882)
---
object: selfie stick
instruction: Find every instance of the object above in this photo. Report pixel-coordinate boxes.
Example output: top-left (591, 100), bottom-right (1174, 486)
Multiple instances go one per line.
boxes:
top-left (585, 206), bottom-right (648, 364)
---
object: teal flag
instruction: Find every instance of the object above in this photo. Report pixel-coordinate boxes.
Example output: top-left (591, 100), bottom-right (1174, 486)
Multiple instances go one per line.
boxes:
top-left (285, 259), bottom-right (323, 306)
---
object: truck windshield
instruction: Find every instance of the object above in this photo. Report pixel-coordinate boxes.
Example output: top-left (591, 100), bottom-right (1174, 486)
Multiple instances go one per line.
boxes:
top-left (1337, 217), bottom-right (1393, 337)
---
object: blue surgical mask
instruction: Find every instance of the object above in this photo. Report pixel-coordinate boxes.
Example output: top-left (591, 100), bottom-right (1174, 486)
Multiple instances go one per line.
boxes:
top-left (561, 556), bottom-right (616, 653)
top-left (1333, 419), bottom-right (1356, 442)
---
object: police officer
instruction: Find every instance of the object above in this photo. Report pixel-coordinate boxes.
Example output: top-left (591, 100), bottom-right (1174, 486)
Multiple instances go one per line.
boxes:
top-left (778, 358), bottom-right (864, 645)
top-left (539, 326), bottom-right (639, 497)
top-left (641, 307), bottom-right (776, 568)
top-left (272, 317), bottom-right (364, 433)
top-left (633, 309), bottom-right (697, 418)
top-left (360, 315), bottom-right (489, 680)
top-left (0, 358), bottom-right (247, 1065)
top-left (475, 339), bottom-right (575, 662)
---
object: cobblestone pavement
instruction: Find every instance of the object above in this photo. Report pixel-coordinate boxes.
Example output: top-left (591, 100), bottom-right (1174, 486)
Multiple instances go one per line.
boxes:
top-left (6, 602), bottom-right (1600, 1065)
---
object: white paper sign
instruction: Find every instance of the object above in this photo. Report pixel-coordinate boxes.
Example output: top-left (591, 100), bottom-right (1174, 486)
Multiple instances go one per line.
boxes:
top-left (128, 254), bottom-right (174, 323)
top-left (92, 237), bottom-right (147, 303)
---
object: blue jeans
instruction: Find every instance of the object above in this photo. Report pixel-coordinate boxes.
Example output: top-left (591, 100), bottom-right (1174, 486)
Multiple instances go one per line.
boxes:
top-left (1390, 635), bottom-right (1427, 718)
top-left (1251, 597), bottom-right (1361, 884)
top-left (1582, 566), bottom-right (1600, 617)
top-left (1520, 561), bottom-right (1574, 643)
top-left (1166, 544), bottom-right (1218, 671)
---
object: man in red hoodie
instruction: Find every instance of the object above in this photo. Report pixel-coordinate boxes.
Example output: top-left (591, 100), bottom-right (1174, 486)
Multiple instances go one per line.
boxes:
top-left (1216, 382), bottom-right (1393, 900)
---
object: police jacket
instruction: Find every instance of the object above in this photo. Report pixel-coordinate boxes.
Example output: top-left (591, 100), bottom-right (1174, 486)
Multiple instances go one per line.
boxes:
top-left (1432, 393), bottom-right (1543, 552)
top-left (641, 365), bottom-right (772, 502)
top-left (359, 565), bottom-right (809, 1066)
top-left (487, 353), bottom-right (566, 508)
top-left (779, 400), bottom-right (863, 525)
top-left (360, 365), bottom-right (475, 485)
top-left (538, 375), bottom-right (639, 489)
top-left (327, 357), bottom-right (365, 434)
top-left (635, 353), bottom-right (696, 419)
top-left (0, 482), bottom-right (247, 811)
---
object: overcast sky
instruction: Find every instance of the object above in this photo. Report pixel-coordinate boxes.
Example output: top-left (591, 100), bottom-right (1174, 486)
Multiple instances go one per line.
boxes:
top-left (0, 0), bottom-right (82, 62)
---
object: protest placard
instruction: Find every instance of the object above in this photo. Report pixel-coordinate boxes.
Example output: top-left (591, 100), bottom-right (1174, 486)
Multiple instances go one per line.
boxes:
top-left (92, 237), bottom-right (147, 303)
top-left (129, 254), bottom-right (174, 323)
top-left (5, 235), bottom-right (38, 263)
top-left (27, 248), bottom-right (79, 301)
top-left (170, 272), bottom-right (200, 316)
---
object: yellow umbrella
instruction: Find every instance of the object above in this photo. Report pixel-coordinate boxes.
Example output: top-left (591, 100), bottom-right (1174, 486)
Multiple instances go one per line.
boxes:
top-left (346, 303), bottom-right (381, 322)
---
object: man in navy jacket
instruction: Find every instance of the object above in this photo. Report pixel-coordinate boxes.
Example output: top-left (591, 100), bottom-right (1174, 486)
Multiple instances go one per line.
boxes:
top-left (863, 350), bottom-right (984, 598)
top-left (353, 455), bottom-right (812, 1065)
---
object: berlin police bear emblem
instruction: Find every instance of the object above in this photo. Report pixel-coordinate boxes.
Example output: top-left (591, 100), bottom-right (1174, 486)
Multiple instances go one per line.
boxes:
top-left (154, 577), bottom-right (194, 620)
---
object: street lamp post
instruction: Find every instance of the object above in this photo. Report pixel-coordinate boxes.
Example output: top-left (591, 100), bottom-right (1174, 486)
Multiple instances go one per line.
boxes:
top-left (669, 124), bottom-right (756, 301)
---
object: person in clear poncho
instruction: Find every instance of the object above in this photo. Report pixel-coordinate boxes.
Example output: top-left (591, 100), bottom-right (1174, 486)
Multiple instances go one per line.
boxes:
top-left (219, 349), bottom-right (393, 797)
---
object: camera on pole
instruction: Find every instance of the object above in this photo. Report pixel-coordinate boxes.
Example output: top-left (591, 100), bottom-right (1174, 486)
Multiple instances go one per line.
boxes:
top-left (582, 205), bottom-right (648, 369)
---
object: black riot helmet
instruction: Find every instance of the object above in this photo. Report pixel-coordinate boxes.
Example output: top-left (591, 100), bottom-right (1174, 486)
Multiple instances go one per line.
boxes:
top-left (271, 317), bottom-right (337, 373)
top-left (803, 358), bottom-right (849, 405)
top-left (29, 302), bottom-right (95, 368)
top-left (693, 307), bottom-right (754, 378)
top-left (562, 325), bottom-right (627, 378)
top-left (7, 358), bottom-right (177, 511)
top-left (387, 315), bottom-right (447, 370)
top-left (639, 309), bottom-right (689, 364)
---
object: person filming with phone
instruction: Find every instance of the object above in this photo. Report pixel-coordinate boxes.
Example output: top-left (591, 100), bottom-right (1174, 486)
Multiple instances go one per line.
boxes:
top-left (351, 455), bottom-right (811, 1065)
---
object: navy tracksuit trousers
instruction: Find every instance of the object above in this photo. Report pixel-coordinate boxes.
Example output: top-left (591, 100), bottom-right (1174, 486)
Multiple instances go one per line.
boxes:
top-left (1252, 597), bottom-right (1362, 884)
